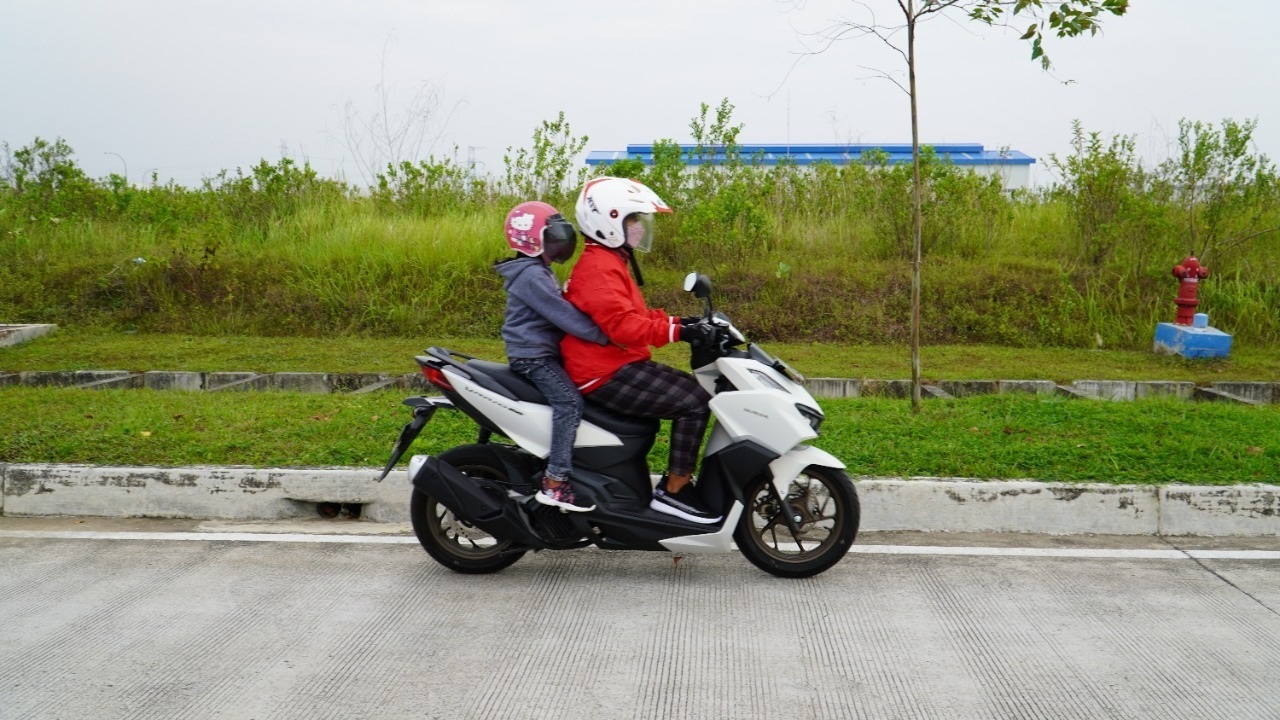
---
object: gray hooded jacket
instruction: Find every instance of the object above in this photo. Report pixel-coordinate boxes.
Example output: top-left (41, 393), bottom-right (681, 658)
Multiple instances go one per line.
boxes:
top-left (495, 256), bottom-right (609, 359)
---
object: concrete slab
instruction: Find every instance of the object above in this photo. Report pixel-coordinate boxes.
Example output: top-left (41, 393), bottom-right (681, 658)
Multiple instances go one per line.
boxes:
top-left (144, 371), bottom-right (204, 392)
top-left (921, 384), bottom-right (954, 399)
top-left (270, 372), bottom-right (330, 393)
top-left (348, 377), bottom-right (404, 394)
top-left (330, 373), bottom-right (393, 393)
top-left (0, 372), bottom-right (18, 387)
top-left (1073, 380), bottom-right (1136, 401)
top-left (19, 370), bottom-right (77, 387)
top-left (803, 378), bottom-right (860, 398)
top-left (403, 373), bottom-right (432, 392)
top-left (940, 380), bottom-right (998, 397)
top-left (1210, 381), bottom-right (1276, 405)
top-left (1193, 386), bottom-right (1262, 405)
top-left (862, 379), bottom-right (912, 398)
top-left (1135, 381), bottom-right (1196, 400)
top-left (1055, 384), bottom-right (1095, 399)
top-left (206, 372), bottom-right (270, 392)
top-left (997, 380), bottom-right (1056, 396)
top-left (0, 323), bottom-right (56, 347)
top-left (77, 372), bottom-right (144, 390)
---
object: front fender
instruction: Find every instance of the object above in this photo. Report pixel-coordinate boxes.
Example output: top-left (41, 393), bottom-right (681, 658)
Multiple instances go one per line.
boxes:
top-left (768, 445), bottom-right (845, 496)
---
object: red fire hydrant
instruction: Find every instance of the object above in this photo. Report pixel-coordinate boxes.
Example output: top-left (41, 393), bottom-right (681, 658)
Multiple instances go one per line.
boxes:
top-left (1172, 256), bottom-right (1209, 325)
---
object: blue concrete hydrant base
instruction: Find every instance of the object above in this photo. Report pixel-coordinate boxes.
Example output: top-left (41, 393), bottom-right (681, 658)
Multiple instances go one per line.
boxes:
top-left (1153, 322), bottom-right (1232, 359)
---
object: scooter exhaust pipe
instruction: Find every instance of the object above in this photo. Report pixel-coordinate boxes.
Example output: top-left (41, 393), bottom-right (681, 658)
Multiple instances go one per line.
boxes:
top-left (411, 456), bottom-right (547, 548)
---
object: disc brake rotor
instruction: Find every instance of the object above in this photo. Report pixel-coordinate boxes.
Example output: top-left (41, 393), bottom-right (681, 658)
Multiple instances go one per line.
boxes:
top-left (439, 509), bottom-right (490, 542)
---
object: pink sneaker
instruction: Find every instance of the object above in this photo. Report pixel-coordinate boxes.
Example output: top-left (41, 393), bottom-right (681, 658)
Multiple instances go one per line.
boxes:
top-left (535, 475), bottom-right (596, 513)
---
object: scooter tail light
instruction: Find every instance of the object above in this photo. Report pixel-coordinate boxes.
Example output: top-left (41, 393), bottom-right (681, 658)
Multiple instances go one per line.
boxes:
top-left (422, 365), bottom-right (454, 391)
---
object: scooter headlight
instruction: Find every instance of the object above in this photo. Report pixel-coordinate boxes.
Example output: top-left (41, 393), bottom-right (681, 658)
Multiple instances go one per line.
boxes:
top-left (795, 404), bottom-right (824, 432)
top-left (749, 369), bottom-right (788, 393)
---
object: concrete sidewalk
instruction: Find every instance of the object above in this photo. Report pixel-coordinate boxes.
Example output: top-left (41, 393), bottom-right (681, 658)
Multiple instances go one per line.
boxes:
top-left (2, 462), bottom-right (1277, 536)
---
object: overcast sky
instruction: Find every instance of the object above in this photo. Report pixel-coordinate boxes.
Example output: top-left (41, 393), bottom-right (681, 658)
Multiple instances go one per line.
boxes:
top-left (3, 1), bottom-right (1275, 188)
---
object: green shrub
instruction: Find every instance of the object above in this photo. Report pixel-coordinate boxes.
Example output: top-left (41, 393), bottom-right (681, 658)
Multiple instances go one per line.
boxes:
top-left (3, 109), bottom-right (1279, 348)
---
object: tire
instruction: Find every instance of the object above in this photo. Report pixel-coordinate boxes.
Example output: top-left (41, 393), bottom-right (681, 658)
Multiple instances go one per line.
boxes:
top-left (409, 445), bottom-right (528, 574)
top-left (734, 465), bottom-right (859, 579)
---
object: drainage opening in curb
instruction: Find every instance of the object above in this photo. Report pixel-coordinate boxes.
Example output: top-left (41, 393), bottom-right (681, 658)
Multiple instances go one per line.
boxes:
top-left (316, 502), bottom-right (364, 520)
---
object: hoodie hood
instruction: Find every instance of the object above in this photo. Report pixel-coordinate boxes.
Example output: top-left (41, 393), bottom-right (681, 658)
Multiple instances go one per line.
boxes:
top-left (494, 255), bottom-right (543, 286)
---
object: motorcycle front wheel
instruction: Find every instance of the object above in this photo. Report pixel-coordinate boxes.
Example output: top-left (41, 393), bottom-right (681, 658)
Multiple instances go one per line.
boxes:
top-left (409, 445), bottom-right (528, 574)
top-left (735, 465), bottom-right (860, 579)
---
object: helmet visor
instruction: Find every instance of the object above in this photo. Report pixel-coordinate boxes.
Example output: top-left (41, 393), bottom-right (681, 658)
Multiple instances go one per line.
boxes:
top-left (624, 213), bottom-right (655, 253)
top-left (542, 215), bottom-right (577, 263)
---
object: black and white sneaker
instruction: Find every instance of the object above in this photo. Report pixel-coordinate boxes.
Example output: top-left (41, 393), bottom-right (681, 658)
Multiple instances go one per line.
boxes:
top-left (650, 477), bottom-right (722, 525)
top-left (534, 475), bottom-right (596, 513)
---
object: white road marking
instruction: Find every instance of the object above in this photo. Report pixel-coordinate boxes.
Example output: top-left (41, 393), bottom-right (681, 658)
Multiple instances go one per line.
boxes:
top-left (1, 529), bottom-right (1277, 560)
top-left (0, 530), bottom-right (419, 544)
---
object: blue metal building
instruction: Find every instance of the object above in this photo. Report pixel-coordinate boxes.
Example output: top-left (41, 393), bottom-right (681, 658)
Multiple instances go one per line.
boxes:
top-left (585, 143), bottom-right (1036, 190)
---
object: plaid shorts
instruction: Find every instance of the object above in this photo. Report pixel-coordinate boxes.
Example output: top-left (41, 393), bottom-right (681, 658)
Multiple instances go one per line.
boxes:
top-left (587, 360), bottom-right (711, 476)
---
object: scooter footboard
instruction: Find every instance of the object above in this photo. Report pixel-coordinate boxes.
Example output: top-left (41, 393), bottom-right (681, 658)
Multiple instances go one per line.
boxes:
top-left (412, 456), bottom-right (545, 548)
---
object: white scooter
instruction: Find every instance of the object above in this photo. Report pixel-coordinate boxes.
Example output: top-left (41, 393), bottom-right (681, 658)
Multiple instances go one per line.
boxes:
top-left (378, 272), bottom-right (859, 578)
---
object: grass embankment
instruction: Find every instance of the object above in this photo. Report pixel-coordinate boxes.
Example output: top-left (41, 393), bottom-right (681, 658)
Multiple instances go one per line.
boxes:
top-left (4, 125), bottom-right (1280, 348)
top-left (3, 329), bottom-right (1278, 383)
top-left (0, 387), bottom-right (1275, 485)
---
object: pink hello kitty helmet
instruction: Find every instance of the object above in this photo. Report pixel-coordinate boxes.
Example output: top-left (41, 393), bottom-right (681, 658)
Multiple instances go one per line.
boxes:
top-left (504, 201), bottom-right (578, 263)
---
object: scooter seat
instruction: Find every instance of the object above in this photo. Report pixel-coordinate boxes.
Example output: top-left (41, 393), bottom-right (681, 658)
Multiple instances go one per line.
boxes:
top-left (466, 360), bottom-right (660, 437)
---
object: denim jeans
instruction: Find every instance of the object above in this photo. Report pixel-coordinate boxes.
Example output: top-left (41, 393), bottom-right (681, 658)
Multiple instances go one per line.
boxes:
top-left (509, 357), bottom-right (583, 480)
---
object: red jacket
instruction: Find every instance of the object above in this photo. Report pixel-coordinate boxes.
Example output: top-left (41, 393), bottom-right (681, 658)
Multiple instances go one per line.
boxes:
top-left (561, 244), bottom-right (681, 392)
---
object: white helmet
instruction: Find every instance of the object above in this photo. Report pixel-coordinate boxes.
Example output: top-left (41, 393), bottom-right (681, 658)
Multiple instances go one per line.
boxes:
top-left (574, 176), bottom-right (672, 252)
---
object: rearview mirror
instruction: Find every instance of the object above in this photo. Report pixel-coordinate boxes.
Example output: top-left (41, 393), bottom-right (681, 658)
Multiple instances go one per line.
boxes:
top-left (682, 272), bottom-right (712, 299)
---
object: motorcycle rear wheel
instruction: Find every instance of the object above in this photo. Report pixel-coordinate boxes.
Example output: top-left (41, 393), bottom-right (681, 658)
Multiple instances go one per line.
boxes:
top-left (409, 445), bottom-right (528, 574)
top-left (734, 465), bottom-right (859, 579)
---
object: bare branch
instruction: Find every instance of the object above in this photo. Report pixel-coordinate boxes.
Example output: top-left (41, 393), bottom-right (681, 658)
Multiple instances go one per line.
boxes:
top-left (330, 33), bottom-right (459, 187)
top-left (1217, 226), bottom-right (1280, 254)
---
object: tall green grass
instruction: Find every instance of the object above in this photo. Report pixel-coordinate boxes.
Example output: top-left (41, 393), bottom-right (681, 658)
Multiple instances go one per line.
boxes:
top-left (3, 114), bottom-right (1279, 348)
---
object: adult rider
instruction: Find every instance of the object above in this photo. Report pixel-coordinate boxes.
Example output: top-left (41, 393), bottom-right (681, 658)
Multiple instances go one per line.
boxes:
top-left (559, 176), bottom-right (721, 525)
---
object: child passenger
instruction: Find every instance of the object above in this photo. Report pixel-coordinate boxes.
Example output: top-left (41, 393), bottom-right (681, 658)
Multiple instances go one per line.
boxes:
top-left (495, 200), bottom-right (610, 513)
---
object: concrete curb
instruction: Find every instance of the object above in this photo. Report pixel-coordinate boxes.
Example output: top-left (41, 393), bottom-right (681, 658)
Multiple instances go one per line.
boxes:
top-left (1, 464), bottom-right (409, 523)
top-left (3, 369), bottom-right (1278, 403)
top-left (2, 463), bottom-right (1276, 536)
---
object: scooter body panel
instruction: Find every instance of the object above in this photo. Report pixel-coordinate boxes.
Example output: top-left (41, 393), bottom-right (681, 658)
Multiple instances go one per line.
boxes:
top-left (708, 390), bottom-right (817, 456)
top-left (446, 369), bottom-right (624, 454)
top-left (659, 502), bottom-right (745, 554)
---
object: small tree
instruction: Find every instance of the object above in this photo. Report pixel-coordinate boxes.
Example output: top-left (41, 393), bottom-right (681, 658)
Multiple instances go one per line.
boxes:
top-left (1159, 118), bottom-right (1279, 262)
top-left (796, 0), bottom-right (1129, 411)
top-left (501, 112), bottom-right (590, 206)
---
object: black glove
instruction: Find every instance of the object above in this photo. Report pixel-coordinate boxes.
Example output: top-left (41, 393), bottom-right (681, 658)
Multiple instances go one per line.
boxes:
top-left (679, 316), bottom-right (703, 326)
top-left (680, 321), bottom-right (716, 348)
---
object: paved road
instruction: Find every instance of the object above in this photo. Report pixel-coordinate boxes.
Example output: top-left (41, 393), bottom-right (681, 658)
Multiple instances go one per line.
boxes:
top-left (2, 518), bottom-right (1279, 720)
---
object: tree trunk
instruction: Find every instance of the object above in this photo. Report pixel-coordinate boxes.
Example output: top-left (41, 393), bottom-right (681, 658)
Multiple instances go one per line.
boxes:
top-left (907, 5), bottom-right (923, 414)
